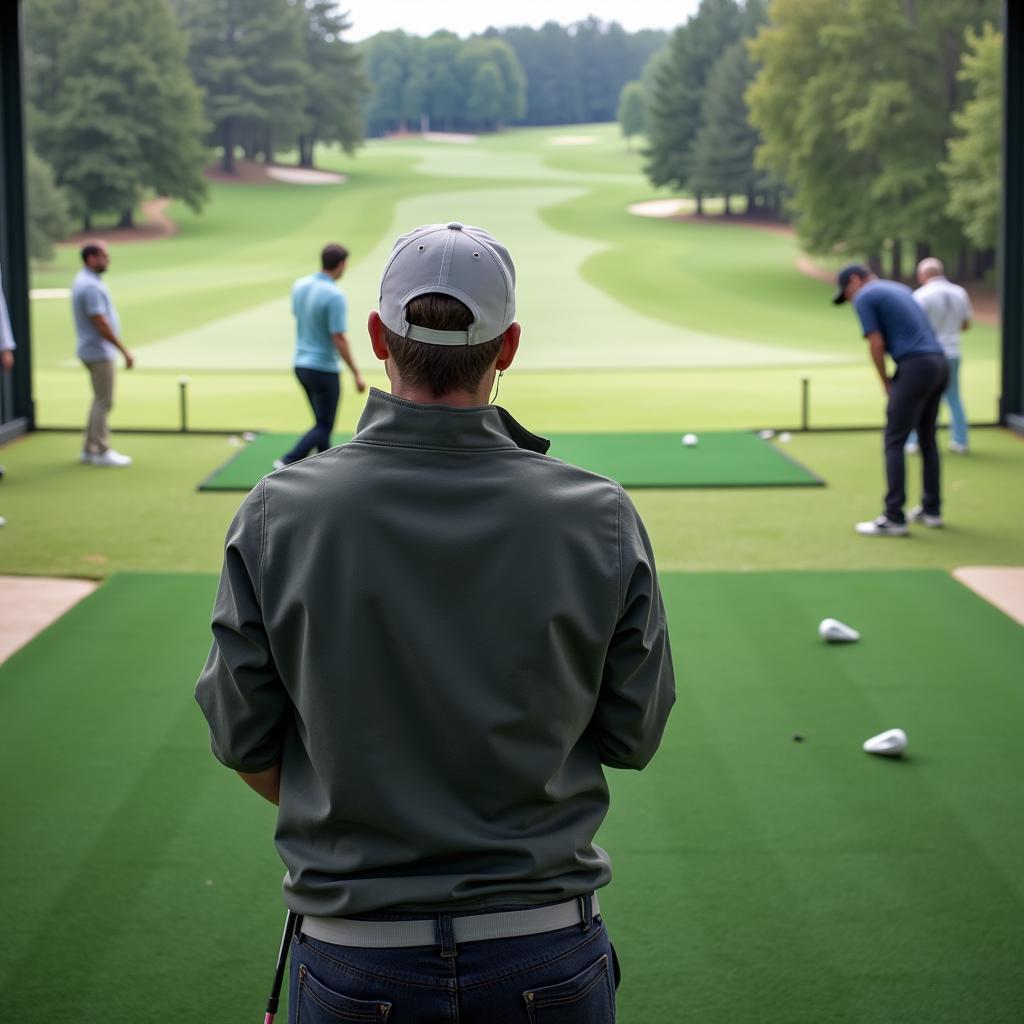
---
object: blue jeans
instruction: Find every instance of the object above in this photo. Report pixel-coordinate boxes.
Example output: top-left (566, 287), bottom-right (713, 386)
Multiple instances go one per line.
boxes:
top-left (906, 356), bottom-right (967, 448)
top-left (288, 912), bottom-right (618, 1022)
top-left (282, 367), bottom-right (340, 465)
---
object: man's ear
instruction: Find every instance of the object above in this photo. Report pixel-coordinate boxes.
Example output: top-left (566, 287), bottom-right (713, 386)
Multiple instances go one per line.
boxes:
top-left (368, 311), bottom-right (390, 361)
top-left (495, 322), bottom-right (521, 372)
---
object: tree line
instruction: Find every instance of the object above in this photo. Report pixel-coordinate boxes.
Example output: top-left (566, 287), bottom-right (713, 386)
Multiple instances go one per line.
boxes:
top-left (23, 0), bottom-right (366, 246)
top-left (358, 20), bottom-right (666, 136)
top-left (360, 32), bottom-right (526, 135)
top-left (636, 0), bottom-right (1003, 279)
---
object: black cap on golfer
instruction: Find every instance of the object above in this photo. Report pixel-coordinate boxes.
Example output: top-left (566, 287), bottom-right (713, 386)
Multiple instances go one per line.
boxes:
top-left (833, 263), bottom-right (870, 305)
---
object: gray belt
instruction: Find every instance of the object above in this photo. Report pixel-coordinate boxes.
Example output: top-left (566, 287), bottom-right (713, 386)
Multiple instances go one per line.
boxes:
top-left (301, 894), bottom-right (600, 948)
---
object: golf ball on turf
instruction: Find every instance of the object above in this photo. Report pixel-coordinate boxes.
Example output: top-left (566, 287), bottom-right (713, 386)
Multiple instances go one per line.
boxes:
top-left (682, 433), bottom-right (698, 447)
top-left (779, 431), bottom-right (792, 443)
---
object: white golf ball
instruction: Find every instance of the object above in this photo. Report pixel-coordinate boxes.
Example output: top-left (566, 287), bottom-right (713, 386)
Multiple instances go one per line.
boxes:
top-left (779, 431), bottom-right (792, 443)
top-left (682, 433), bottom-right (698, 447)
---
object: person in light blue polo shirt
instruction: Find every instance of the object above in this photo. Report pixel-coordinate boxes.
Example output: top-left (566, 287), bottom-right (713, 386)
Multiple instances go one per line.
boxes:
top-left (276, 244), bottom-right (366, 468)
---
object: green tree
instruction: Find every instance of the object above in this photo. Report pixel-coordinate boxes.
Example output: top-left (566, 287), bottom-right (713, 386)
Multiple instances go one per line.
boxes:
top-left (748, 0), bottom-right (864, 254)
top-left (422, 32), bottom-right (462, 131)
top-left (44, 0), bottom-right (207, 227)
top-left (360, 31), bottom-right (418, 135)
top-left (944, 25), bottom-right (1002, 250)
top-left (179, 0), bottom-right (307, 172)
top-left (749, 0), bottom-right (999, 274)
top-left (617, 81), bottom-right (646, 150)
top-left (466, 63), bottom-right (504, 129)
top-left (294, 1), bottom-right (367, 167)
top-left (644, 0), bottom-right (745, 211)
top-left (499, 22), bottom-right (584, 126)
top-left (26, 148), bottom-right (72, 261)
top-left (689, 41), bottom-right (767, 214)
top-left (457, 38), bottom-right (526, 129)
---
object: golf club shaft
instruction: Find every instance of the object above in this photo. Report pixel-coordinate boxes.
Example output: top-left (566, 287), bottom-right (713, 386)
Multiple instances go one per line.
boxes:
top-left (264, 910), bottom-right (301, 1023)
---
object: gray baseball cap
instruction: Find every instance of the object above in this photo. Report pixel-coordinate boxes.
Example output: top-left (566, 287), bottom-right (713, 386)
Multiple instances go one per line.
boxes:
top-left (378, 222), bottom-right (516, 346)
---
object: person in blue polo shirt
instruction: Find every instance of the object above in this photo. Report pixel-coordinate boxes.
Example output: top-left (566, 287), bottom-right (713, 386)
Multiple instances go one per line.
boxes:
top-left (276, 244), bottom-right (366, 469)
top-left (834, 264), bottom-right (949, 536)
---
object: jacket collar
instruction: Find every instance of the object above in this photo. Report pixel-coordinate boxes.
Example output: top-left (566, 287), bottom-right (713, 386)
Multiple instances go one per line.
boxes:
top-left (353, 388), bottom-right (550, 453)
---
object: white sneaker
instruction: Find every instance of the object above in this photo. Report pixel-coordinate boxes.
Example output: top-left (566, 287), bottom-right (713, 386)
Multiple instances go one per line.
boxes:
top-left (92, 449), bottom-right (132, 467)
top-left (904, 442), bottom-right (919, 455)
top-left (949, 441), bottom-right (969, 454)
top-left (908, 505), bottom-right (944, 528)
top-left (0, 515), bottom-right (5, 527)
top-left (855, 515), bottom-right (908, 537)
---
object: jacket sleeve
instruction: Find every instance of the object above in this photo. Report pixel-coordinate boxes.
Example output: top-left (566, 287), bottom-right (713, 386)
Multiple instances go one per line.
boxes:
top-left (195, 481), bottom-right (289, 772)
top-left (591, 488), bottom-right (676, 770)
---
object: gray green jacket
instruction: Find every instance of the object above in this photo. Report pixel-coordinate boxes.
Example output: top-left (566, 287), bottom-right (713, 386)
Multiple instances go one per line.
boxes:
top-left (196, 388), bottom-right (675, 916)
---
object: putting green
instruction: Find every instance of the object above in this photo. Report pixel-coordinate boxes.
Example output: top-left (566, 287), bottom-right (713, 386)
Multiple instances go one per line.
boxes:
top-left (1, 569), bottom-right (1021, 1022)
top-left (198, 430), bottom-right (824, 491)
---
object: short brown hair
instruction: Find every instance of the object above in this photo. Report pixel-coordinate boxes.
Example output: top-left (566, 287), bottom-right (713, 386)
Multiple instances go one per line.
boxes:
top-left (382, 294), bottom-right (503, 398)
top-left (321, 244), bottom-right (349, 271)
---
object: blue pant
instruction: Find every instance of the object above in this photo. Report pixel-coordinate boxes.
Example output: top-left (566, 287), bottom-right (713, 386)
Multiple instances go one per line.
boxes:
top-left (289, 912), bottom-right (618, 1023)
top-left (282, 367), bottom-right (340, 465)
top-left (906, 356), bottom-right (967, 448)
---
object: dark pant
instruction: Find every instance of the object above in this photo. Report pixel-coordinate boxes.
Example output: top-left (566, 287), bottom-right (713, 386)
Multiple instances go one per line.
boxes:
top-left (884, 353), bottom-right (949, 521)
top-left (289, 911), bottom-right (618, 1023)
top-left (282, 367), bottom-right (340, 464)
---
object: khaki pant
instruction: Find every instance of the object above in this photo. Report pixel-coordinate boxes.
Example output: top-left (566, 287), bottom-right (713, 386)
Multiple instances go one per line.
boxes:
top-left (83, 359), bottom-right (115, 455)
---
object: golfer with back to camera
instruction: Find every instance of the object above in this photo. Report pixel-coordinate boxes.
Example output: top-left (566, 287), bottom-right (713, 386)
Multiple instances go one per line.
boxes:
top-left (197, 221), bottom-right (676, 1022)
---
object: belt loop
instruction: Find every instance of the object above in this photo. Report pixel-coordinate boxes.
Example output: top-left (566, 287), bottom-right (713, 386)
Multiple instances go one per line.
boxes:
top-left (437, 912), bottom-right (458, 958)
top-left (579, 895), bottom-right (592, 933)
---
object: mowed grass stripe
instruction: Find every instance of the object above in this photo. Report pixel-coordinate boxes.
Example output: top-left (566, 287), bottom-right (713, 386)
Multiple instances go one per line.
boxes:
top-left (1, 571), bottom-right (1022, 1021)
top-left (198, 430), bottom-right (823, 491)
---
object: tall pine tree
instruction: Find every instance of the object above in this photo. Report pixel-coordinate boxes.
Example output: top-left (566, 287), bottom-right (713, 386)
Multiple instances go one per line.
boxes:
top-left (644, 0), bottom-right (745, 211)
top-left (44, 0), bottom-right (207, 227)
top-left (179, 0), bottom-right (306, 172)
top-left (295, 1), bottom-right (367, 167)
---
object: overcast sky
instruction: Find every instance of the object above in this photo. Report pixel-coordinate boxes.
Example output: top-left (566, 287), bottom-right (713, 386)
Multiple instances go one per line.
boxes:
top-left (343, 2), bottom-right (701, 41)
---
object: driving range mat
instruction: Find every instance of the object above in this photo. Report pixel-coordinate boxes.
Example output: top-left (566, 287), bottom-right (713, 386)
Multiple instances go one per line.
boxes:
top-left (199, 430), bottom-right (823, 491)
top-left (1, 569), bottom-right (1021, 1022)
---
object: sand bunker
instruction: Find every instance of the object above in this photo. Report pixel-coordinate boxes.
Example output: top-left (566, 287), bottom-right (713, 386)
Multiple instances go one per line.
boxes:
top-left (421, 131), bottom-right (476, 144)
top-left (266, 166), bottom-right (347, 186)
top-left (627, 199), bottom-right (690, 217)
top-left (549, 135), bottom-right (598, 146)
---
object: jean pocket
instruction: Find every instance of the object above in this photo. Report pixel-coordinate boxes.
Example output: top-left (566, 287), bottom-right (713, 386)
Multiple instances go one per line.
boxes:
top-left (523, 954), bottom-right (614, 1023)
top-left (296, 963), bottom-right (392, 1022)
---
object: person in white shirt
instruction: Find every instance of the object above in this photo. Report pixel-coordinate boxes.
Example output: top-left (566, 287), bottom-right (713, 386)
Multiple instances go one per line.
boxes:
top-left (906, 257), bottom-right (973, 454)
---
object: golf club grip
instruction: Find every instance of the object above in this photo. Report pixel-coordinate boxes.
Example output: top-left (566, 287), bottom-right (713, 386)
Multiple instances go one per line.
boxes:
top-left (265, 910), bottom-right (301, 1021)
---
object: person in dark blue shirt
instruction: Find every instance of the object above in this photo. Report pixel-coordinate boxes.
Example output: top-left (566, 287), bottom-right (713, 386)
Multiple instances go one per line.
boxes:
top-left (834, 264), bottom-right (949, 535)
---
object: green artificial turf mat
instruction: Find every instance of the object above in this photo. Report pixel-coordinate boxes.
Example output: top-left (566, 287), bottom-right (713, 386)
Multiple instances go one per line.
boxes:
top-left (198, 430), bottom-right (823, 491)
top-left (1, 569), bottom-right (1022, 1021)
